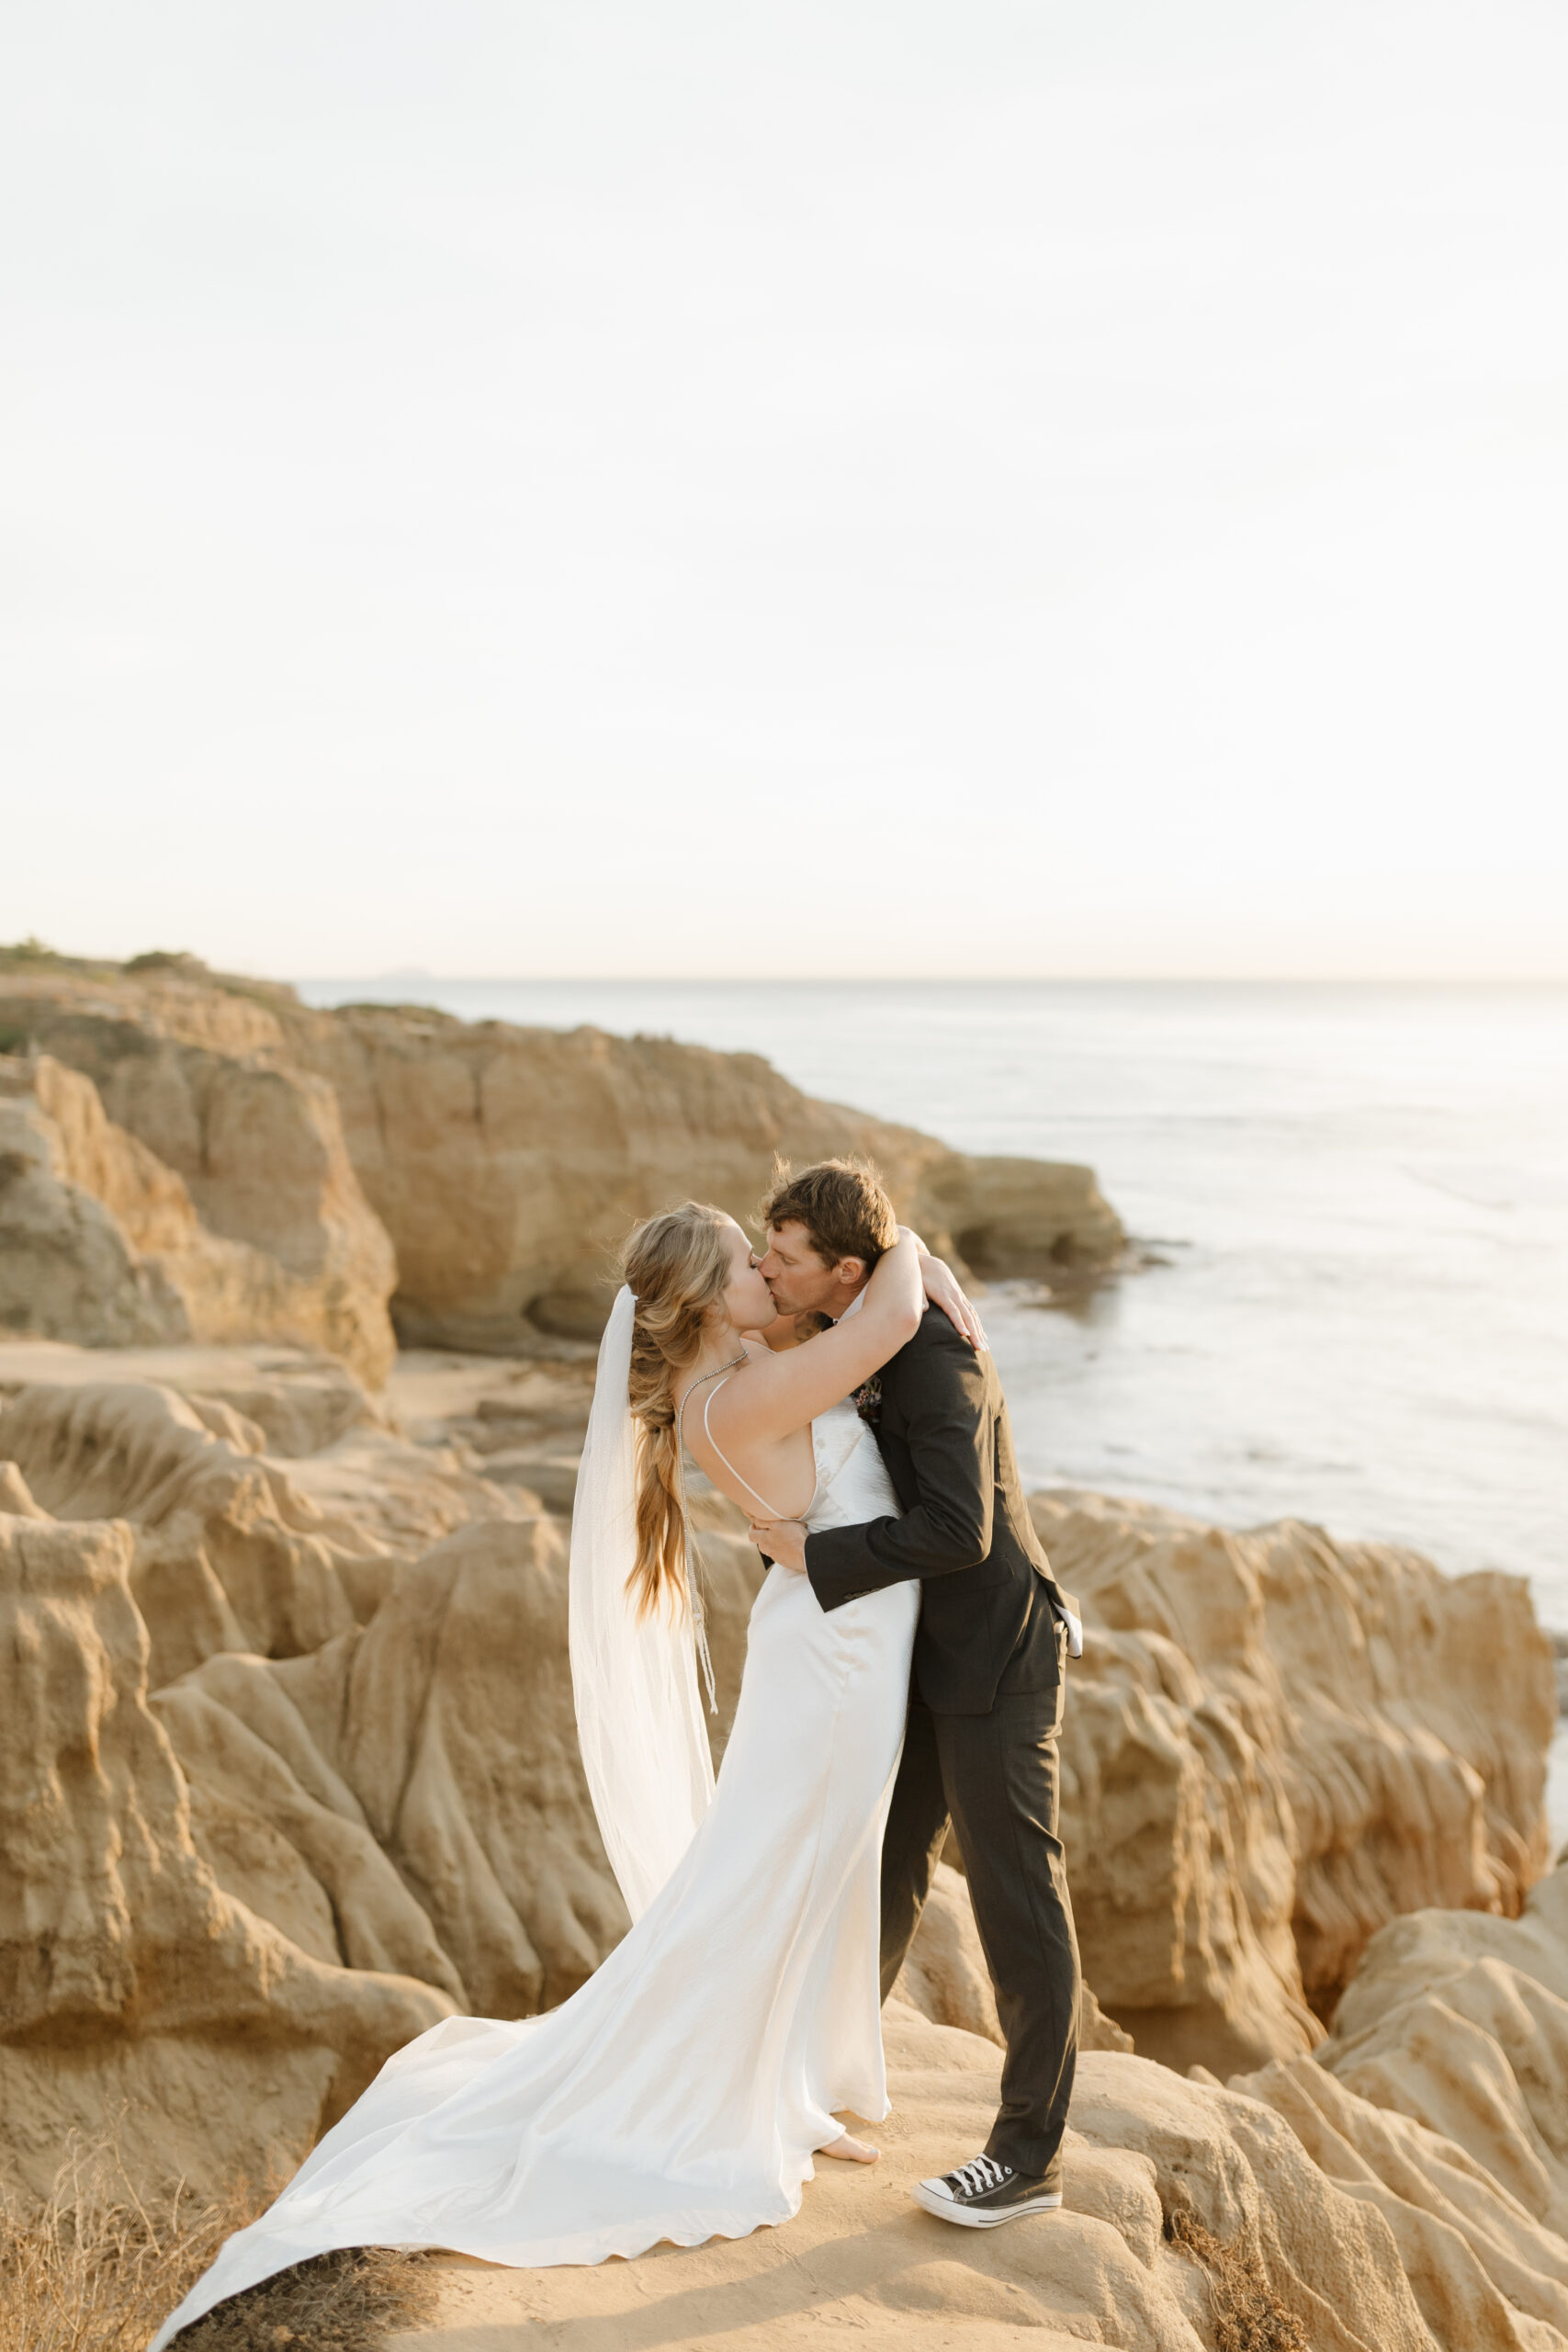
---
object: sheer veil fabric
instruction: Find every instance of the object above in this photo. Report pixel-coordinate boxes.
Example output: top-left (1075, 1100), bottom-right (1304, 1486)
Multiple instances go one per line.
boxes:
top-left (150, 1300), bottom-right (916, 2347)
top-left (568, 1283), bottom-right (714, 1920)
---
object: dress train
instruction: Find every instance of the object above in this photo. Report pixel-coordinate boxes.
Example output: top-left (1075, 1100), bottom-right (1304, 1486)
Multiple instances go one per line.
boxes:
top-left (152, 1399), bottom-right (915, 2344)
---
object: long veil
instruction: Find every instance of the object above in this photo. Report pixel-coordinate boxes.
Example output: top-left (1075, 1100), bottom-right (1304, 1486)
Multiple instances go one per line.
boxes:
top-left (568, 1285), bottom-right (716, 1921)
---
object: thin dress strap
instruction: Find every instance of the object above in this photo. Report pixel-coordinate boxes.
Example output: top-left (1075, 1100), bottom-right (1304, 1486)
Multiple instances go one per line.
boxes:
top-left (676, 1373), bottom-right (818, 1521)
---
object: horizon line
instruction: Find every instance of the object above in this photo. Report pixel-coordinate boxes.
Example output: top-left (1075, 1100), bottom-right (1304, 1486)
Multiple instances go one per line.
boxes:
top-left (286, 970), bottom-right (1568, 989)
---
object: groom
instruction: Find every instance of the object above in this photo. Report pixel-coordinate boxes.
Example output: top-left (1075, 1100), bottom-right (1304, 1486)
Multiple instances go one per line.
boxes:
top-left (753, 1158), bottom-right (1083, 2230)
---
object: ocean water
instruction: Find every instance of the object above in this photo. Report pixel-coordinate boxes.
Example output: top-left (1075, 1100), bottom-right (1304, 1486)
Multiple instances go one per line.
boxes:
top-left (298, 979), bottom-right (1568, 1636)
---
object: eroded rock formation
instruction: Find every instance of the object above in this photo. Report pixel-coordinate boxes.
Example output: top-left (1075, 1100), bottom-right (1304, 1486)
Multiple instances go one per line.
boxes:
top-left (0, 1335), bottom-right (1558, 2352)
top-left (281, 1001), bottom-right (1122, 1344)
top-left (1032, 1488), bottom-right (1554, 2076)
top-left (1311, 1869), bottom-right (1568, 2242)
top-left (0, 1347), bottom-right (1056, 2201)
top-left (0, 953), bottom-right (1123, 1355)
top-left (397, 1981), bottom-right (1568, 2352)
top-left (0, 1377), bottom-right (524, 1687)
top-left (0, 1056), bottom-right (190, 1347)
top-left (0, 1498), bottom-right (451, 2206)
top-left (0, 1049), bottom-right (397, 1381)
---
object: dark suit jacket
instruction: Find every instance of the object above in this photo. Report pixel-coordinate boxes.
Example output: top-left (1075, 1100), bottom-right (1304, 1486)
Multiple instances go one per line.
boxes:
top-left (805, 1306), bottom-right (1078, 1715)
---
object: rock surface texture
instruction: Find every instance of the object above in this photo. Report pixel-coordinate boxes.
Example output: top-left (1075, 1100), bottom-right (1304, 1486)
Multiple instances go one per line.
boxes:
top-left (1311, 1870), bottom-right (1568, 2245)
top-left (0, 1058), bottom-right (188, 1348)
top-left (0, 953), bottom-right (1122, 1355)
top-left (1032, 1488), bottom-right (1555, 2076)
top-left (0, 1495), bottom-right (451, 2209)
top-left (1, 1339), bottom-right (1563, 2347)
top-left (280, 1000), bottom-right (1123, 1344)
top-left (0, 1343), bottom-right (1074, 2203)
top-left (0, 1046), bottom-right (397, 1381)
top-left (392, 1984), bottom-right (1568, 2352)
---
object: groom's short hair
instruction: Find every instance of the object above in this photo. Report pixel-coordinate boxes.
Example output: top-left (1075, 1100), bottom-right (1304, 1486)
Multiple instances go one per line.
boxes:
top-left (757, 1157), bottom-right (899, 1271)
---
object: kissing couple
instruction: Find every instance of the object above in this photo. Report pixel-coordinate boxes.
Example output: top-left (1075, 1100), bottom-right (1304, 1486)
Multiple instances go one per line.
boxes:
top-left (154, 1159), bottom-right (1084, 2343)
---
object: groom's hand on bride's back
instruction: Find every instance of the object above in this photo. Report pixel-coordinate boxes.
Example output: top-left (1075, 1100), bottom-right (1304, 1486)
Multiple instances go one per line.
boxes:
top-left (750, 1518), bottom-right (809, 1574)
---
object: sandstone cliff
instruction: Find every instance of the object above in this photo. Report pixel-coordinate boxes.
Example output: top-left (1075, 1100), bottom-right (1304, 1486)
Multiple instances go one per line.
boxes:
top-left (0, 1055), bottom-right (187, 1347)
top-left (0, 1346), bottom-right (1034, 2199)
top-left (1310, 1869), bottom-right (1568, 2241)
top-left (0, 1046), bottom-right (397, 1382)
top-left (0, 1498), bottom-right (452, 2209)
top-left (1033, 1488), bottom-right (1555, 2075)
top-left (277, 999), bottom-right (1122, 1343)
top-left (2, 1341), bottom-right (1554, 2213)
top-left (3, 1338), bottom-right (1564, 2349)
top-left (0, 949), bottom-right (1123, 1356)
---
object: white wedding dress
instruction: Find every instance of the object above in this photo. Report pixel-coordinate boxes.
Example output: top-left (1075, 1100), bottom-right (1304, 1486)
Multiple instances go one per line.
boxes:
top-left (153, 1394), bottom-right (916, 2345)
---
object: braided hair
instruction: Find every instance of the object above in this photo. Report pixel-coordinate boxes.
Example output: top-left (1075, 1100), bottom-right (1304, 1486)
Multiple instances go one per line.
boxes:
top-left (622, 1202), bottom-right (732, 1616)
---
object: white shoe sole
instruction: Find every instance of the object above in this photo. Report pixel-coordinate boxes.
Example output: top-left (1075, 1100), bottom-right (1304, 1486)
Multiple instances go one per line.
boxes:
top-left (911, 2181), bottom-right (1063, 2228)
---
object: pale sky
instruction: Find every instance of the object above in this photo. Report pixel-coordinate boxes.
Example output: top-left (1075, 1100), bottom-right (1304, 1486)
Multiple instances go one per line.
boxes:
top-left (3, 1), bottom-right (1565, 978)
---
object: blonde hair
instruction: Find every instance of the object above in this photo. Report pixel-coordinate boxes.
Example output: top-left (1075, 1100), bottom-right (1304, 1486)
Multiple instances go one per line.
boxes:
top-left (622, 1201), bottom-right (732, 1616)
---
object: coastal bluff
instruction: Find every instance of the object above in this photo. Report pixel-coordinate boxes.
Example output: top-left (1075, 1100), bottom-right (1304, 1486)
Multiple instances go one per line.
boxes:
top-left (1, 946), bottom-right (1561, 2348)
top-left (0, 947), bottom-right (1122, 1360)
top-left (1, 1339), bottom-right (1560, 2349)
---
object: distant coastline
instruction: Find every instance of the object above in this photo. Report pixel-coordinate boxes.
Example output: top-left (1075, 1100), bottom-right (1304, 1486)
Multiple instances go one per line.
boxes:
top-left (299, 974), bottom-right (1568, 1615)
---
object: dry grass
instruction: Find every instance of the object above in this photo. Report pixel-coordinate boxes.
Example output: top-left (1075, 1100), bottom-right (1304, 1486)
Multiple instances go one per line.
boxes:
top-left (165, 2245), bottom-right (440, 2351)
top-left (1165, 2200), bottom-right (1310, 2352)
top-left (0, 2138), bottom-right (439, 2352)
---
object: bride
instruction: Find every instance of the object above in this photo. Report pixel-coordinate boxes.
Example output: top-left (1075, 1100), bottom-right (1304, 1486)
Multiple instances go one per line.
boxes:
top-left (153, 1199), bottom-right (983, 2342)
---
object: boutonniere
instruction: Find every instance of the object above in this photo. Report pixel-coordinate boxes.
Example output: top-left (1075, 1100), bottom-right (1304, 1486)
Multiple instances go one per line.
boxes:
top-left (851, 1374), bottom-right (882, 1428)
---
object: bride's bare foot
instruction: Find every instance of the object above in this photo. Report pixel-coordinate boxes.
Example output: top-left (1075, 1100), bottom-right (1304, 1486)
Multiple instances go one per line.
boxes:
top-left (819, 2131), bottom-right (879, 2165)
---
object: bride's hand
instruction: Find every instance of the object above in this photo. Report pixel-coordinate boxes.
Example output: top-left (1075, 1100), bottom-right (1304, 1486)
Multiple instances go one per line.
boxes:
top-left (750, 1518), bottom-right (808, 1574)
top-left (917, 1250), bottom-right (988, 1351)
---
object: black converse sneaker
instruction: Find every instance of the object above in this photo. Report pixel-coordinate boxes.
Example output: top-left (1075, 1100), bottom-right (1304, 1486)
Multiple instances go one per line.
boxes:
top-left (912, 2152), bottom-right (1063, 2227)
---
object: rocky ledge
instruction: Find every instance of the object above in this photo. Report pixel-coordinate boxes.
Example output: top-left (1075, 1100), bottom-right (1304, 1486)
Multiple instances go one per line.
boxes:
top-left (397, 1942), bottom-right (1568, 2352)
top-left (1, 947), bottom-right (1559, 2348)
top-left (0, 1338), bottom-right (1559, 2352)
top-left (0, 946), bottom-right (1122, 1365)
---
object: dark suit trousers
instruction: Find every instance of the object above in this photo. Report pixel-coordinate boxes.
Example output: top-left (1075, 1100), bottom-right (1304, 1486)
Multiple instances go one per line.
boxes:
top-left (879, 1684), bottom-right (1080, 2188)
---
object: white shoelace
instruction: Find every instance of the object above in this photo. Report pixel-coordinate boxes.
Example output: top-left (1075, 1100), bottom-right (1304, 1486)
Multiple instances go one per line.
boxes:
top-left (949, 2154), bottom-right (1011, 2198)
